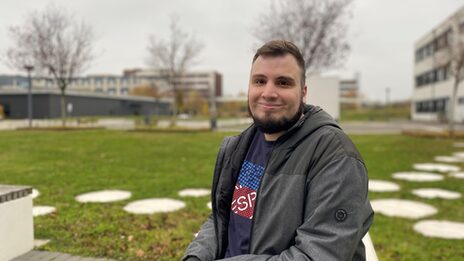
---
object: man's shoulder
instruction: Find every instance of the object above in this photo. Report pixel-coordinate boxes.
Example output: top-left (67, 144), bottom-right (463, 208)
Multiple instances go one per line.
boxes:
top-left (313, 125), bottom-right (363, 162)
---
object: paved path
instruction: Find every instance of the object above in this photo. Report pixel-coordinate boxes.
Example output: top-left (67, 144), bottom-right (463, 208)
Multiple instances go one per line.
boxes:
top-left (12, 251), bottom-right (116, 261)
top-left (3, 118), bottom-right (464, 134)
top-left (219, 120), bottom-right (464, 134)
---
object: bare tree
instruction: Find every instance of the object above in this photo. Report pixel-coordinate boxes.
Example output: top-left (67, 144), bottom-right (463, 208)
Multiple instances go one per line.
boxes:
top-left (254, 0), bottom-right (353, 73)
top-left (5, 5), bottom-right (94, 127)
top-left (146, 15), bottom-right (204, 126)
top-left (443, 14), bottom-right (464, 136)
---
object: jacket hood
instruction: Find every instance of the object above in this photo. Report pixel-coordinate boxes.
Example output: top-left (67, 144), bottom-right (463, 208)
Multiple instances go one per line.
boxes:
top-left (229, 104), bottom-right (341, 175)
top-left (275, 104), bottom-right (341, 149)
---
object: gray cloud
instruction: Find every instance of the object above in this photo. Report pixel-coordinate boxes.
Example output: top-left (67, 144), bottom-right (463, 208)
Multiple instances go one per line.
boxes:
top-left (0, 0), bottom-right (463, 101)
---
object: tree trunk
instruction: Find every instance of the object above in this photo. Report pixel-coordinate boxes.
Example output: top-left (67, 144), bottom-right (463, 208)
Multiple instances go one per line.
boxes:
top-left (60, 87), bottom-right (67, 127)
top-left (170, 90), bottom-right (178, 127)
top-left (170, 83), bottom-right (183, 127)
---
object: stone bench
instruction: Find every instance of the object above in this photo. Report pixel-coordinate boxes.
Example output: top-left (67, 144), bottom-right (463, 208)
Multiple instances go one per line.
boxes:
top-left (0, 185), bottom-right (34, 261)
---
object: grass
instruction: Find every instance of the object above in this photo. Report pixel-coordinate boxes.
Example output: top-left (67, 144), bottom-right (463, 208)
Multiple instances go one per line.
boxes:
top-left (0, 130), bottom-right (463, 260)
top-left (341, 105), bottom-right (411, 122)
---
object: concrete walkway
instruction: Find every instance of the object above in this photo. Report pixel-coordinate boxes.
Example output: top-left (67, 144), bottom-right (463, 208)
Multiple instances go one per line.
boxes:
top-left (3, 118), bottom-right (464, 134)
top-left (219, 119), bottom-right (464, 134)
top-left (12, 250), bottom-right (116, 261)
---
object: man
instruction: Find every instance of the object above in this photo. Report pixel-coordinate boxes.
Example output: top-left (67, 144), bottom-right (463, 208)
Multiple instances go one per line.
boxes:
top-left (183, 40), bottom-right (373, 261)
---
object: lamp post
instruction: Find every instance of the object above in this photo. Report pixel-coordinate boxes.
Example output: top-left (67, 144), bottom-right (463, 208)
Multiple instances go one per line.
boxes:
top-left (385, 87), bottom-right (390, 121)
top-left (24, 65), bottom-right (34, 128)
top-left (209, 83), bottom-right (217, 130)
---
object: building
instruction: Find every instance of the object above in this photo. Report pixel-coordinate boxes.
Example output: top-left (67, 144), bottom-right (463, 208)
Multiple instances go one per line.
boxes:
top-left (0, 69), bottom-right (222, 99)
top-left (306, 74), bottom-right (340, 120)
top-left (340, 74), bottom-right (362, 109)
top-left (0, 89), bottom-right (171, 119)
top-left (124, 69), bottom-right (222, 99)
top-left (412, 6), bottom-right (464, 122)
top-left (0, 69), bottom-right (222, 118)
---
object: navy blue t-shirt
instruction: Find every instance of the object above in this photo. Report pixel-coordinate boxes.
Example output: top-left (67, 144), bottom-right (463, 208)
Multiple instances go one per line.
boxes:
top-left (225, 131), bottom-right (274, 257)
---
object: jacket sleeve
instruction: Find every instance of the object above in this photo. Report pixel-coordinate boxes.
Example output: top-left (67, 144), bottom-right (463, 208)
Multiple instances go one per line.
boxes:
top-left (218, 156), bottom-right (373, 261)
top-left (182, 214), bottom-right (217, 261)
top-left (183, 136), bottom-right (238, 261)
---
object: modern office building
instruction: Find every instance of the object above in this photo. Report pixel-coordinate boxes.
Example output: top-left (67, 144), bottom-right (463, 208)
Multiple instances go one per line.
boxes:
top-left (0, 69), bottom-right (222, 99)
top-left (412, 6), bottom-right (464, 122)
top-left (340, 74), bottom-right (362, 109)
top-left (0, 69), bottom-right (222, 119)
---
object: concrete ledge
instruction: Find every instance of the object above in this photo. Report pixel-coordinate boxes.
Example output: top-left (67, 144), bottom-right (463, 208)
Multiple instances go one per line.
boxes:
top-left (0, 185), bottom-right (32, 203)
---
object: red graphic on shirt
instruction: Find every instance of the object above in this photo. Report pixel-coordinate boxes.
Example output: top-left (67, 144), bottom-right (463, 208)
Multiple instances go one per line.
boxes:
top-left (230, 185), bottom-right (257, 219)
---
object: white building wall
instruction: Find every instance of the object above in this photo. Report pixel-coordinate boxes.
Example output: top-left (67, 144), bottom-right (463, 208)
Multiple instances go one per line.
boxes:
top-left (306, 75), bottom-right (340, 120)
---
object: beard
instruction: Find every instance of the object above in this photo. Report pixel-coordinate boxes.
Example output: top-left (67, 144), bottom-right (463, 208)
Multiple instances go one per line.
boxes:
top-left (249, 102), bottom-right (304, 134)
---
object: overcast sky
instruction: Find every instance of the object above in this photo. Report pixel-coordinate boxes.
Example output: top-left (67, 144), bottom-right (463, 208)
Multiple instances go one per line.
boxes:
top-left (0, 0), bottom-right (463, 102)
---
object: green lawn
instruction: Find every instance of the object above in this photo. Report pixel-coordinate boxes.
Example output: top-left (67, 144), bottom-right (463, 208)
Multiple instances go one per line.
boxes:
top-left (0, 130), bottom-right (463, 260)
top-left (341, 105), bottom-right (411, 122)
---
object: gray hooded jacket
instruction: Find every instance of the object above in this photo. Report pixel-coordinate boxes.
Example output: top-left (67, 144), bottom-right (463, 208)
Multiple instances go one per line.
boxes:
top-left (183, 105), bottom-right (374, 261)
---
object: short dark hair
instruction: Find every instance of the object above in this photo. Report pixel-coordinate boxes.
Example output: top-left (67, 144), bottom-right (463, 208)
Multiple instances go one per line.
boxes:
top-left (252, 40), bottom-right (306, 87)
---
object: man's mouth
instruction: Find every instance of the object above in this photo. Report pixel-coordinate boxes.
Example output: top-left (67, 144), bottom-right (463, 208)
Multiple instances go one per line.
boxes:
top-left (258, 103), bottom-right (283, 109)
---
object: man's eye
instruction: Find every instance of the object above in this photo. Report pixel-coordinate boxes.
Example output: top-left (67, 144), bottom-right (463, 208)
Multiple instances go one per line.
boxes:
top-left (254, 79), bottom-right (265, 84)
top-left (277, 80), bottom-right (289, 86)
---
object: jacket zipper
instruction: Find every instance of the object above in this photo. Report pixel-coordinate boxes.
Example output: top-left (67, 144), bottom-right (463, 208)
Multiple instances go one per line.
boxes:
top-left (248, 137), bottom-right (277, 253)
top-left (247, 116), bottom-right (306, 252)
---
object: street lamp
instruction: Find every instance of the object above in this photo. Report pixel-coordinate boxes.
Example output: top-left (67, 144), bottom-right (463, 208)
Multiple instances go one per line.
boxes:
top-left (209, 83), bottom-right (218, 130)
top-left (24, 65), bottom-right (34, 128)
top-left (385, 87), bottom-right (390, 121)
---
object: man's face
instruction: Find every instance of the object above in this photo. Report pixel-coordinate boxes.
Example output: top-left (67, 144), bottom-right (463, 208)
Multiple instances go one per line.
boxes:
top-left (248, 54), bottom-right (307, 134)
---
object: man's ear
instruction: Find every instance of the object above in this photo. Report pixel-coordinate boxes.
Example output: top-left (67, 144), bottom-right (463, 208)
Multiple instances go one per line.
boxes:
top-left (302, 85), bottom-right (308, 103)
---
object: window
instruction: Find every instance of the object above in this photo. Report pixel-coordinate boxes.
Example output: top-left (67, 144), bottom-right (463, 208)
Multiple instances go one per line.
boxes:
top-left (458, 97), bottom-right (464, 105)
top-left (94, 77), bottom-right (103, 86)
top-left (437, 67), bottom-right (445, 81)
top-left (108, 87), bottom-right (116, 94)
top-left (416, 98), bottom-right (448, 113)
top-left (415, 49), bottom-right (423, 62)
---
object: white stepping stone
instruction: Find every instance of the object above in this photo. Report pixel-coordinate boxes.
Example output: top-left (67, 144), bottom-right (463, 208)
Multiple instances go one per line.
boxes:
top-left (449, 172), bottom-right (464, 179)
top-left (392, 172), bottom-right (443, 182)
top-left (33, 206), bottom-right (56, 217)
top-left (123, 198), bottom-right (186, 214)
top-left (371, 199), bottom-right (437, 219)
top-left (34, 239), bottom-right (50, 247)
top-left (178, 188), bottom-right (210, 197)
top-left (434, 156), bottom-right (464, 163)
top-left (75, 190), bottom-right (132, 203)
top-left (31, 189), bottom-right (40, 199)
top-left (412, 188), bottom-right (461, 199)
top-left (369, 180), bottom-right (400, 192)
top-left (414, 220), bottom-right (464, 239)
top-left (413, 163), bottom-right (460, 173)
top-left (207, 201), bottom-right (212, 210)
top-left (452, 152), bottom-right (464, 158)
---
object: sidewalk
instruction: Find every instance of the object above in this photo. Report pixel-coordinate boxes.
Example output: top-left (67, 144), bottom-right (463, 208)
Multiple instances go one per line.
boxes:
top-left (340, 120), bottom-right (464, 135)
top-left (2, 118), bottom-right (464, 134)
top-left (12, 250), bottom-right (116, 261)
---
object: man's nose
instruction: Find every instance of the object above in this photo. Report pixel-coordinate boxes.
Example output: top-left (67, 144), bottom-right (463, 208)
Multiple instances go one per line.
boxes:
top-left (261, 82), bottom-right (278, 99)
